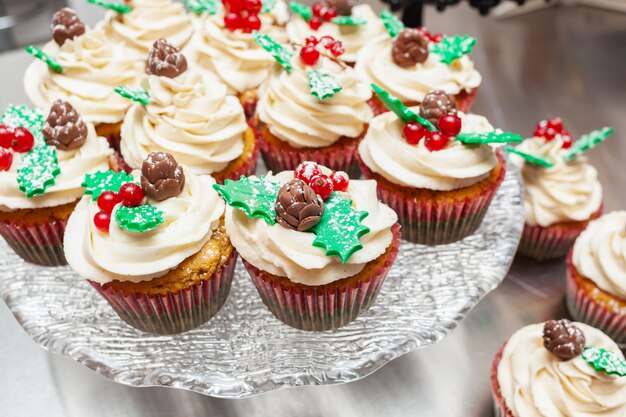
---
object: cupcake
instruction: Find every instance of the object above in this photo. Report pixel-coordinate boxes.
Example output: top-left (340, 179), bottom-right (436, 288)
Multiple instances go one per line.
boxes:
top-left (184, 0), bottom-right (289, 119)
top-left (24, 8), bottom-right (141, 151)
top-left (119, 39), bottom-right (257, 183)
top-left (0, 103), bottom-right (112, 266)
top-left (286, 1), bottom-right (388, 65)
top-left (355, 13), bottom-right (481, 115)
top-left (491, 320), bottom-right (626, 417)
top-left (566, 211), bottom-right (626, 346)
top-left (508, 118), bottom-right (612, 261)
top-left (358, 87), bottom-right (519, 245)
top-left (254, 35), bottom-right (372, 177)
top-left (64, 152), bottom-right (234, 334)
top-left (215, 161), bottom-right (400, 331)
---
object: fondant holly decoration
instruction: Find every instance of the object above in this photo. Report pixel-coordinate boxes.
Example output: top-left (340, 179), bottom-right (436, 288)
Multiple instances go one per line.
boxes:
top-left (563, 127), bottom-right (615, 162)
top-left (533, 117), bottom-right (572, 148)
top-left (261, 0), bottom-right (277, 13)
top-left (184, 0), bottom-right (218, 14)
top-left (430, 35), bottom-right (477, 64)
top-left (290, 1), bottom-right (312, 20)
top-left (115, 204), bottom-right (164, 233)
top-left (253, 32), bottom-right (294, 72)
top-left (213, 176), bottom-right (282, 224)
top-left (372, 84), bottom-right (435, 129)
top-left (308, 70), bottom-right (342, 101)
top-left (86, 0), bottom-right (132, 13)
top-left (114, 86), bottom-right (150, 106)
top-left (582, 347), bottom-right (626, 377)
top-left (505, 147), bottom-right (555, 168)
top-left (82, 170), bottom-right (135, 201)
top-left (25, 46), bottom-right (63, 73)
top-left (223, 0), bottom-right (262, 32)
top-left (455, 131), bottom-right (523, 145)
top-left (331, 15), bottom-right (365, 26)
top-left (380, 10), bottom-right (403, 38)
top-left (16, 146), bottom-right (61, 198)
top-left (290, 1), bottom-right (339, 30)
top-left (0, 105), bottom-right (45, 145)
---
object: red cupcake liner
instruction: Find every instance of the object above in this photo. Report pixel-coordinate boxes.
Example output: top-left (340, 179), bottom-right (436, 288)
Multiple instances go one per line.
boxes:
top-left (241, 223), bottom-right (401, 331)
top-left (0, 219), bottom-right (67, 266)
top-left (565, 251), bottom-right (626, 348)
top-left (242, 98), bottom-right (258, 125)
top-left (89, 251), bottom-right (238, 335)
top-left (367, 87), bottom-right (479, 116)
top-left (359, 151), bottom-right (506, 245)
top-left (490, 342), bottom-right (515, 417)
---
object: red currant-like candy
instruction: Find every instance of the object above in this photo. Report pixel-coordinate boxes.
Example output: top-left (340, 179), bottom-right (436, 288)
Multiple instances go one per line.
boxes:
top-left (11, 127), bottom-right (35, 153)
top-left (318, 36), bottom-right (334, 48)
top-left (97, 191), bottom-right (122, 213)
top-left (547, 117), bottom-right (563, 132)
top-left (533, 127), bottom-right (546, 138)
top-left (309, 16), bottom-right (322, 30)
top-left (300, 45), bottom-right (320, 66)
top-left (429, 33), bottom-right (443, 43)
top-left (224, 12), bottom-right (243, 31)
top-left (226, 0), bottom-right (245, 13)
top-left (94, 211), bottom-right (111, 233)
top-left (243, 0), bottom-right (262, 14)
top-left (330, 171), bottom-right (349, 192)
top-left (312, 2), bottom-right (325, 17)
top-left (330, 42), bottom-right (344, 56)
top-left (561, 135), bottom-right (573, 149)
top-left (0, 125), bottom-right (13, 149)
top-left (305, 35), bottom-right (318, 46)
top-left (0, 148), bottom-right (13, 171)
top-left (543, 127), bottom-right (557, 141)
top-left (425, 131), bottom-right (450, 152)
top-left (309, 174), bottom-right (334, 200)
top-left (323, 6), bottom-right (338, 21)
top-left (244, 14), bottom-right (261, 32)
top-left (438, 113), bottom-right (462, 137)
top-left (403, 121), bottom-right (427, 145)
top-left (294, 161), bottom-right (322, 184)
top-left (120, 183), bottom-right (145, 207)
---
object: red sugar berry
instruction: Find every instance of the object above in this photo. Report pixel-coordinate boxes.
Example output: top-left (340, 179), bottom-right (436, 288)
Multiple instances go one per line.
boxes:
top-left (312, 2), bottom-right (325, 17)
top-left (547, 117), bottom-right (563, 133)
top-left (244, 14), bottom-right (261, 32)
top-left (561, 135), bottom-right (573, 149)
top-left (0, 148), bottom-right (13, 171)
top-left (94, 211), bottom-right (111, 233)
top-left (429, 33), bottom-right (443, 43)
top-left (543, 127), bottom-right (557, 141)
top-left (533, 127), bottom-right (546, 138)
top-left (309, 174), bottom-right (333, 200)
top-left (309, 16), bottom-right (322, 30)
top-left (330, 171), bottom-right (349, 192)
top-left (403, 121), bottom-right (427, 145)
top-left (319, 36), bottom-right (335, 48)
top-left (97, 191), bottom-right (122, 213)
top-left (425, 131), bottom-right (449, 152)
top-left (224, 12), bottom-right (243, 31)
top-left (323, 6), bottom-right (338, 21)
top-left (243, 0), bottom-right (262, 14)
top-left (225, 0), bottom-right (245, 13)
top-left (300, 45), bottom-right (320, 66)
top-left (0, 125), bottom-right (13, 149)
top-left (11, 127), bottom-right (35, 153)
top-left (330, 42), bottom-right (344, 56)
top-left (438, 113), bottom-right (462, 137)
top-left (305, 36), bottom-right (318, 46)
top-left (294, 161), bottom-right (322, 184)
top-left (119, 183), bottom-right (144, 207)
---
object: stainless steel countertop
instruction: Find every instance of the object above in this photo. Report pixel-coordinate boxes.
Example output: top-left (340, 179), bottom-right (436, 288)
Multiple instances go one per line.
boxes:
top-left (1, 3), bottom-right (625, 416)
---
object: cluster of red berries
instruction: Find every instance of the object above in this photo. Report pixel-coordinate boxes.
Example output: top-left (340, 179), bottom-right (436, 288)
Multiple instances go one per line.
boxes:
top-left (0, 124), bottom-right (35, 171)
top-left (416, 26), bottom-right (443, 43)
top-left (294, 161), bottom-right (348, 200)
top-left (533, 117), bottom-right (572, 149)
top-left (223, 0), bottom-right (262, 33)
top-left (94, 183), bottom-right (145, 233)
top-left (308, 2), bottom-right (338, 30)
top-left (403, 113), bottom-right (462, 152)
top-left (300, 36), bottom-right (344, 66)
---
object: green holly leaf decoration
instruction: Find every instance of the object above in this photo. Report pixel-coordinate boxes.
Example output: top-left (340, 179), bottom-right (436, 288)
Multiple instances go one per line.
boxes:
top-left (1, 105), bottom-right (45, 146)
top-left (16, 146), bottom-right (61, 198)
top-left (455, 131), bottom-right (523, 145)
top-left (289, 1), bottom-right (312, 21)
top-left (430, 35), bottom-right (477, 64)
top-left (262, 0), bottom-right (277, 13)
top-left (183, 0), bottom-right (218, 14)
top-left (25, 45), bottom-right (63, 73)
top-left (114, 86), bottom-right (150, 106)
top-left (582, 347), bottom-right (626, 377)
top-left (86, 0), bottom-right (132, 13)
top-left (371, 84), bottom-right (436, 131)
top-left (253, 31), bottom-right (294, 72)
top-left (115, 205), bottom-right (164, 233)
top-left (563, 127), bottom-right (614, 162)
top-left (331, 15), bottom-right (366, 26)
top-left (505, 147), bottom-right (554, 168)
top-left (379, 10), bottom-right (404, 38)
top-left (308, 70), bottom-right (342, 101)
top-left (82, 170), bottom-right (134, 201)
top-left (213, 176), bottom-right (282, 225)
top-left (309, 193), bottom-right (370, 263)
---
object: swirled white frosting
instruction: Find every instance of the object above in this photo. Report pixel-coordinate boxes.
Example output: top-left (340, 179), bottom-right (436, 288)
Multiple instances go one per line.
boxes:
top-left (285, 5), bottom-right (388, 64)
top-left (256, 55), bottom-right (373, 148)
top-left (98, 0), bottom-right (194, 58)
top-left (355, 37), bottom-right (481, 102)
top-left (512, 136), bottom-right (602, 227)
top-left (497, 322), bottom-right (626, 417)
top-left (24, 30), bottom-right (141, 125)
top-left (572, 211), bottom-right (626, 300)
top-left (224, 169), bottom-right (398, 285)
top-left (358, 110), bottom-right (497, 190)
top-left (0, 124), bottom-right (112, 211)
top-left (64, 169), bottom-right (225, 283)
top-left (120, 71), bottom-right (247, 174)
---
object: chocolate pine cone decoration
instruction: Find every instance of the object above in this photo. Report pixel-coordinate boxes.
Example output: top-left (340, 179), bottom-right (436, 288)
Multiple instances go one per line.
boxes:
top-left (51, 8), bottom-right (86, 46)
top-left (146, 38), bottom-right (188, 78)
top-left (42, 100), bottom-right (88, 151)
top-left (419, 90), bottom-right (457, 127)
top-left (141, 152), bottom-right (186, 201)
top-left (392, 29), bottom-right (430, 68)
top-left (326, 0), bottom-right (357, 16)
top-left (276, 179), bottom-right (324, 232)
top-left (543, 319), bottom-right (586, 360)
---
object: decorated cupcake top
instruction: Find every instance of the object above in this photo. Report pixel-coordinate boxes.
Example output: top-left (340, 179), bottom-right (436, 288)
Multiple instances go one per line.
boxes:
top-left (359, 87), bottom-right (521, 190)
top-left (0, 103), bottom-right (111, 211)
top-left (119, 39), bottom-right (248, 175)
top-left (217, 161), bottom-right (397, 285)
top-left (497, 320), bottom-right (626, 417)
top-left (286, 1), bottom-right (388, 63)
top-left (24, 8), bottom-right (141, 125)
top-left (64, 152), bottom-right (224, 283)
top-left (255, 34), bottom-right (372, 148)
top-left (507, 118), bottom-right (611, 227)
top-left (183, 0), bottom-right (289, 94)
top-left (95, 0), bottom-right (194, 58)
top-left (572, 211), bottom-right (626, 300)
top-left (355, 12), bottom-right (481, 103)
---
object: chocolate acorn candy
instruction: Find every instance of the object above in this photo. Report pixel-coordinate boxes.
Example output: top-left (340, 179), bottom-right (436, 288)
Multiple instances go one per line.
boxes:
top-left (275, 179), bottom-right (324, 232)
top-left (419, 90), bottom-right (457, 127)
top-left (141, 152), bottom-right (186, 201)
top-left (146, 38), bottom-right (188, 78)
top-left (51, 8), bottom-right (86, 46)
top-left (392, 29), bottom-right (430, 68)
top-left (42, 100), bottom-right (88, 151)
top-left (543, 319), bottom-right (586, 360)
